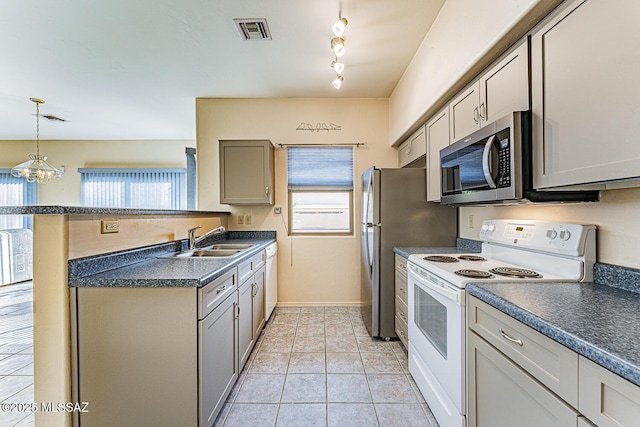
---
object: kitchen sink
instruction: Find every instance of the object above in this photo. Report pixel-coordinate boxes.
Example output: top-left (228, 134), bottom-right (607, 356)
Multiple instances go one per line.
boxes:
top-left (171, 249), bottom-right (243, 258)
top-left (161, 243), bottom-right (255, 259)
top-left (205, 244), bottom-right (255, 250)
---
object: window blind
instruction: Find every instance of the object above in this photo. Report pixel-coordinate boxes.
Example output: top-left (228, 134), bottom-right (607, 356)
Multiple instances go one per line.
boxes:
top-left (0, 169), bottom-right (37, 229)
top-left (79, 168), bottom-right (186, 209)
top-left (287, 147), bottom-right (354, 189)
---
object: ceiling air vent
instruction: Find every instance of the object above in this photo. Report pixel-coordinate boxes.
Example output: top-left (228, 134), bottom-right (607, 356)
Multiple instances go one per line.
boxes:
top-left (42, 115), bottom-right (67, 122)
top-left (234, 18), bottom-right (271, 41)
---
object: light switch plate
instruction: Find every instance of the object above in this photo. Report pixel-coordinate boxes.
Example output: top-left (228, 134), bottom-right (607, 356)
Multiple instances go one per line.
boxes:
top-left (245, 215), bottom-right (252, 225)
top-left (237, 215), bottom-right (245, 225)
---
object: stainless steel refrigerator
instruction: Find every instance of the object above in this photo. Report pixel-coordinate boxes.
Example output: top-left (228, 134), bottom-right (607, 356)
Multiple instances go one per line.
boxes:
top-left (361, 166), bottom-right (457, 339)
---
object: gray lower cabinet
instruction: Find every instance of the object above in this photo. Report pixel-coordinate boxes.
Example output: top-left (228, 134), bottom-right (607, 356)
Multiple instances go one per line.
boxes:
top-left (468, 294), bottom-right (640, 427)
top-left (394, 255), bottom-right (409, 348)
top-left (467, 331), bottom-right (579, 426)
top-left (199, 290), bottom-right (238, 427)
top-left (238, 254), bottom-right (267, 371)
top-left (238, 275), bottom-right (255, 369)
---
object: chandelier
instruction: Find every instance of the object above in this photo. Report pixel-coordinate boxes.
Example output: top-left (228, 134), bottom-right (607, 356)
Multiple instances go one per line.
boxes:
top-left (11, 98), bottom-right (64, 183)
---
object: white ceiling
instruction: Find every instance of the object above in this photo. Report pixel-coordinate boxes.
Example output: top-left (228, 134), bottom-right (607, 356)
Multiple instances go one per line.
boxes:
top-left (0, 0), bottom-right (445, 140)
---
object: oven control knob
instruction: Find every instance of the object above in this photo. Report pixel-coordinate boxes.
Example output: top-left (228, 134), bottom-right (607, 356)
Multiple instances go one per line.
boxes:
top-left (546, 229), bottom-right (558, 240)
top-left (559, 230), bottom-right (571, 241)
top-left (488, 224), bottom-right (496, 232)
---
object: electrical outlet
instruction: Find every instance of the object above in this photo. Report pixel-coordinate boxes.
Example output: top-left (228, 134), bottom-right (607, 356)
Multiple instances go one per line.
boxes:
top-left (468, 214), bottom-right (474, 229)
top-left (237, 215), bottom-right (245, 225)
top-left (245, 215), bottom-right (252, 225)
top-left (101, 220), bottom-right (119, 234)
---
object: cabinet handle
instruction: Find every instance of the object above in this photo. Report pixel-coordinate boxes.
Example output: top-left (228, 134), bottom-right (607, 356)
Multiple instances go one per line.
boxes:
top-left (265, 186), bottom-right (269, 196)
top-left (473, 107), bottom-right (479, 124)
top-left (234, 302), bottom-right (239, 319)
top-left (499, 328), bottom-right (523, 346)
top-left (407, 142), bottom-right (412, 155)
top-left (216, 284), bottom-right (227, 294)
top-left (479, 102), bottom-right (486, 120)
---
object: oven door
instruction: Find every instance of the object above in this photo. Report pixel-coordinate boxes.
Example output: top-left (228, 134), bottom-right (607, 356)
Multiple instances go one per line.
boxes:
top-left (407, 262), bottom-right (466, 427)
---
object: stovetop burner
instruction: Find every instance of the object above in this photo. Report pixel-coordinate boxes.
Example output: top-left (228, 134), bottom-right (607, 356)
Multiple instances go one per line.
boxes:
top-left (489, 267), bottom-right (543, 279)
top-left (423, 255), bottom-right (458, 263)
top-left (458, 255), bottom-right (486, 261)
top-left (454, 269), bottom-right (494, 279)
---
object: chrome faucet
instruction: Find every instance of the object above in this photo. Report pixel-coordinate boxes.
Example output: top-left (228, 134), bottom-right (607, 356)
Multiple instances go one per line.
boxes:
top-left (187, 225), bottom-right (226, 250)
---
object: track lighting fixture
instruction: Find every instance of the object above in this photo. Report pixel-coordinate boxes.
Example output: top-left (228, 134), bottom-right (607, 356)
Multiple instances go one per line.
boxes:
top-left (332, 16), bottom-right (348, 37)
top-left (329, 12), bottom-right (348, 89)
top-left (332, 75), bottom-right (344, 89)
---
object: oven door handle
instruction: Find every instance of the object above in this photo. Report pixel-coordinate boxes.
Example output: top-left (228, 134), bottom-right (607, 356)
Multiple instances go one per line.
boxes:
top-left (482, 135), bottom-right (497, 189)
top-left (408, 263), bottom-right (463, 306)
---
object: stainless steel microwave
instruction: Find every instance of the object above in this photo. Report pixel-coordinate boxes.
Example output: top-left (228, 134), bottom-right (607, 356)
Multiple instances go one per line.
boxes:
top-left (440, 111), bottom-right (599, 205)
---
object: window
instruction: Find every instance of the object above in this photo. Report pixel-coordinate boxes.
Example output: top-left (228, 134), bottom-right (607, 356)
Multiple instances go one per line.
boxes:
top-left (287, 147), bottom-right (354, 234)
top-left (79, 168), bottom-right (186, 209)
top-left (0, 169), bottom-right (37, 230)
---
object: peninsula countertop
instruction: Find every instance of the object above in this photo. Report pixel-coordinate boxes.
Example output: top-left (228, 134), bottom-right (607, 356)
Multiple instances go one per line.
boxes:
top-left (468, 281), bottom-right (640, 387)
top-left (68, 234), bottom-right (275, 288)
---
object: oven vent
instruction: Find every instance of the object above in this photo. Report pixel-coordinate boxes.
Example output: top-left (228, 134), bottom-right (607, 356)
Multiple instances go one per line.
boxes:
top-left (234, 18), bottom-right (271, 41)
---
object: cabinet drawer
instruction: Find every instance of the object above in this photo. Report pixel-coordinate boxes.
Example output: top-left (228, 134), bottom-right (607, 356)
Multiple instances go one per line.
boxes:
top-left (468, 296), bottom-right (578, 407)
top-left (238, 258), bottom-right (253, 284)
top-left (395, 295), bottom-right (408, 324)
top-left (395, 272), bottom-right (408, 306)
top-left (395, 255), bottom-right (408, 273)
top-left (395, 313), bottom-right (408, 348)
top-left (579, 356), bottom-right (640, 427)
top-left (198, 269), bottom-right (236, 320)
top-left (252, 252), bottom-right (265, 271)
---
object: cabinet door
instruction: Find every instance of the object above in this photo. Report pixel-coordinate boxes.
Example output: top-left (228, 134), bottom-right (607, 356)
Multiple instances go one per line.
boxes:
top-left (252, 266), bottom-right (265, 339)
top-left (238, 278), bottom-right (255, 370)
top-left (426, 108), bottom-right (450, 201)
top-left (479, 38), bottom-right (529, 125)
top-left (219, 140), bottom-right (274, 205)
top-left (532, 0), bottom-right (640, 189)
top-left (467, 331), bottom-right (579, 427)
top-left (449, 81), bottom-right (480, 143)
top-left (397, 140), bottom-right (411, 167)
top-left (579, 355), bottom-right (640, 427)
top-left (199, 292), bottom-right (238, 427)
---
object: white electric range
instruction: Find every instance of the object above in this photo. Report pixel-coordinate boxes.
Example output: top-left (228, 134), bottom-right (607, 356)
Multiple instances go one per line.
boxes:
top-left (407, 219), bottom-right (596, 427)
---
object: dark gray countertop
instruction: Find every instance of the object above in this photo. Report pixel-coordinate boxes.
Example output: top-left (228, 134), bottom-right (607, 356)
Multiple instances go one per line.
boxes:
top-left (69, 234), bottom-right (275, 288)
top-left (468, 281), bottom-right (640, 387)
top-left (394, 246), bottom-right (461, 259)
top-left (394, 238), bottom-right (482, 259)
top-left (0, 205), bottom-right (231, 215)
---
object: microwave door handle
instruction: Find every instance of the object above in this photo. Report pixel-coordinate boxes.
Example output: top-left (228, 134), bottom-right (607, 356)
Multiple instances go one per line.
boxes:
top-left (482, 135), bottom-right (498, 189)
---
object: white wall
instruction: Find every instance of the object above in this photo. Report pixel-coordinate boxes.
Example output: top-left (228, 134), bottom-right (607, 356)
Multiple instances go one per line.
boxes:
top-left (1, 139), bottom-right (195, 205)
top-left (196, 98), bottom-right (395, 305)
top-left (459, 187), bottom-right (640, 269)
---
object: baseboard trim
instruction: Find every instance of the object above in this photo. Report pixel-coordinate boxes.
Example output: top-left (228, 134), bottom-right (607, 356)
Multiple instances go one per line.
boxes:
top-left (275, 302), bottom-right (364, 308)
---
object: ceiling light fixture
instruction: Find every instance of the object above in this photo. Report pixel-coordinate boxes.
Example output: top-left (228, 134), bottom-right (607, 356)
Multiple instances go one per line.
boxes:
top-left (331, 37), bottom-right (346, 57)
top-left (330, 12), bottom-right (348, 89)
top-left (11, 98), bottom-right (64, 183)
top-left (332, 75), bottom-right (344, 89)
top-left (332, 15), bottom-right (348, 37)
top-left (331, 59), bottom-right (345, 74)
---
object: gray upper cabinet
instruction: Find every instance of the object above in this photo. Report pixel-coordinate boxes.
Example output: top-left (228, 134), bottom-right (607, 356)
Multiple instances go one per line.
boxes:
top-left (219, 140), bottom-right (275, 205)
top-left (426, 107), bottom-right (450, 202)
top-left (397, 125), bottom-right (427, 168)
top-left (532, 0), bottom-right (640, 189)
top-left (449, 38), bottom-right (529, 144)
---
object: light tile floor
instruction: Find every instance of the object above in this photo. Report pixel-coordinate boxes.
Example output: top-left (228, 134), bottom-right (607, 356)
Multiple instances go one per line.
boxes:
top-left (0, 281), bottom-right (35, 427)
top-left (214, 306), bottom-right (440, 427)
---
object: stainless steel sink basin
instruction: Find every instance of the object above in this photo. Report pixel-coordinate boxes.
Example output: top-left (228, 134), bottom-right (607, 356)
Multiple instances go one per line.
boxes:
top-left (161, 242), bottom-right (255, 259)
top-left (172, 249), bottom-right (243, 258)
top-left (205, 244), bottom-right (255, 250)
